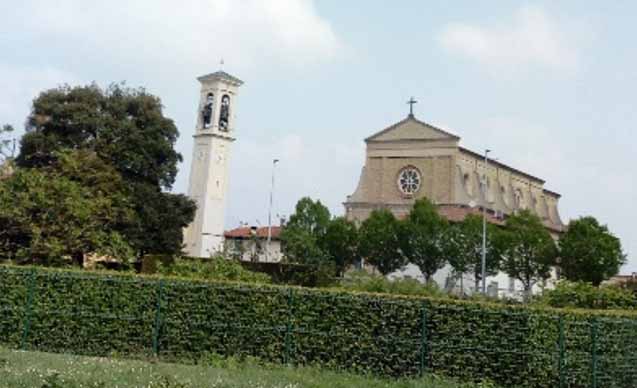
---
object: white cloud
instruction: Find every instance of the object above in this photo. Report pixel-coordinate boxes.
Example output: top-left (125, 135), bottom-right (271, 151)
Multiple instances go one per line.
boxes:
top-left (438, 5), bottom-right (579, 70)
top-left (4, 0), bottom-right (342, 72)
top-left (0, 0), bottom-right (343, 130)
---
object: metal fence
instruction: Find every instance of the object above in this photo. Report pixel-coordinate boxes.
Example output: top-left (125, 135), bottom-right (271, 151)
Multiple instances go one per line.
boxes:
top-left (1, 266), bottom-right (637, 388)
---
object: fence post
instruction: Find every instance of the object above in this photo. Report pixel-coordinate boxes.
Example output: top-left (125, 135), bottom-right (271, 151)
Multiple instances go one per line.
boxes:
top-left (152, 279), bottom-right (164, 356)
top-left (419, 302), bottom-right (428, 377)
top-left (558, 316), bottom-right (565, 388)
top-left (20, 270), bottom-right (36, 350)
top-left (283, 288), bottom-right (294, 365)
top-left (590, 318), bottom-right (598, 388)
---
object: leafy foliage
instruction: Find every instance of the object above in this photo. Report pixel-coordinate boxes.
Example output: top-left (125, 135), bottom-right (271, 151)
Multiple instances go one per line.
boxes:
top-left (14, 83), bottom-right (195, 258)
top-left (0, 153), bottom-right (135, 265)
top-left (281, 198), bottom-right (359, 277)
top-left (559, 216), bottom-right (626, 286)
top-left (157, 256), bottom-right (271, 284)
top-left (323, 216), bottom-right (359, 275)
top-left (339, 270), bottom-right (446, 297)
top-left (18, 84), bottom-right (180, 188)
top-left (401, 198), bottom-right (451, 283)
top-left (446, 214), bottom-right (501, 292)
top-left (1, 265), bottom-right (637, 387)
top-left (122, 183), bottom-right (196, 257)
top-left (536, 281), bottom-right (637, 310)
top-left (499, 210), bottom-right (558, 299)
top-left (358, 209), bottom-right (405, 275)
top-left (280, 197), bottom-right (331, 265)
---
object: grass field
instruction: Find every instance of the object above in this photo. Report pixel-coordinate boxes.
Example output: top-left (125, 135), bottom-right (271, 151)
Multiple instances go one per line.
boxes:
top-left (0, 347), bottom-right (494, 388)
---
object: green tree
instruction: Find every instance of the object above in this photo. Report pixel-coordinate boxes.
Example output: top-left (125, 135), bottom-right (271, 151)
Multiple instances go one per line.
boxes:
top-left (0, 156), bottom-right (134, 265)
top-left (15, 84), bottom-right (195, 258)
top-left (280, 197), bottom-right (331, 265)
top-left (401, 198), bottom-right (451, 284)
top-left (447, 214), bottom-right (502, 292)
top-left (559, 216), bottom-right (626, 286)
top-left (499, 210), bottom-right (558, 300)
top-left (324, 217), bottom-right (359, 275)
top-left (358, 209), bottom-right (405, 275)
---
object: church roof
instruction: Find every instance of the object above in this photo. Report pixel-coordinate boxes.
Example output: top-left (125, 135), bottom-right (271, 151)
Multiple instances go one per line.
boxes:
top-left (458, 146), bottom-right (546, 184)
top-left (197, 71), bottom-right (244, 86)
top-left (365, 115), bottom-right (460, 142)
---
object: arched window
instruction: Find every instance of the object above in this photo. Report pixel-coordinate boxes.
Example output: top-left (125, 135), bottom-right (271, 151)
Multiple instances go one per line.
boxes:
top-left (219, 94), bottom-right (230, 131)
top-left (514, 189), bottom-right (524, 209)
top-left (202, 93), bottom-right (214, 128)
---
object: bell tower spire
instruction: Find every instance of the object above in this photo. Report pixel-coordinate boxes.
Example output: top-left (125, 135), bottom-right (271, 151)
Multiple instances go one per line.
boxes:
top-left (183, 69), bottom-right (243, 257)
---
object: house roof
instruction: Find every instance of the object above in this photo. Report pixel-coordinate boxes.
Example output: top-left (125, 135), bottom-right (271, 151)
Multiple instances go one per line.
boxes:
top-left (197, 70), bottom-right (244, 86)
top-left (224, 226), bottom-right (281, 240)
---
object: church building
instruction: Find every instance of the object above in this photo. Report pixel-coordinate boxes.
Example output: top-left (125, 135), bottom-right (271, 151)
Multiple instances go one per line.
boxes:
top-left (345, 108), bottom-right (564, 235)
top-left (345, 103), bottom-right (564, 296)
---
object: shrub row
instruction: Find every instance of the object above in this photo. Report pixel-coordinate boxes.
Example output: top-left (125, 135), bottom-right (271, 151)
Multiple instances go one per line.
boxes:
top-left (1, 265), bottom-right (636, 387)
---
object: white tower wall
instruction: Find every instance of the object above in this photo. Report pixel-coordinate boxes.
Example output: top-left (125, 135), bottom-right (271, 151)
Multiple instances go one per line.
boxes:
top-left (183, 71), bottom-right (243, 257)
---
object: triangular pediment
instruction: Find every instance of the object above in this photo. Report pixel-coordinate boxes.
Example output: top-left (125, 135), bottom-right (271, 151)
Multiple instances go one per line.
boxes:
top-left (365, 115), bottom-right (460, 142)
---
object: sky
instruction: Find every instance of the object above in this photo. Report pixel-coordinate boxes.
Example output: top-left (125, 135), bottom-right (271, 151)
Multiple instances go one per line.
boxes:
top-left (1, 1), bottom-right (636, 272)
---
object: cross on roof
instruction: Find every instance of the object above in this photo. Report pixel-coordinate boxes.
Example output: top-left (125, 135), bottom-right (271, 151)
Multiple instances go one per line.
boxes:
top-left (407, 97), bottom-right (418, 117)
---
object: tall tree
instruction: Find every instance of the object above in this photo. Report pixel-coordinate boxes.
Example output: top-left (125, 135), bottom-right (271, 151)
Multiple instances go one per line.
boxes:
top-left (401, 198), bottom-right (451, 283)
top-left (447, 214), bottom-right (502, 292)
top-left (15, 84), bottom-right (195, 258)
top-left (280, 197), bottom-right (331, 265)
top-left (0, 151), bottom-right (134, 265)
top-left (324, 216), bottom-right (359, 275)
top-left (499, 210), bottom-right (558, 300)
top-left (559, 216), bottom-right (626, 286)
top-left (358, 209), bottom-right (405, 275)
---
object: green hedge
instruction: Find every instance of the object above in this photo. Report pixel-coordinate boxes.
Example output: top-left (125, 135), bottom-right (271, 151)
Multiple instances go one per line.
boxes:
top-left (1, 265), bottom-right (636, 387)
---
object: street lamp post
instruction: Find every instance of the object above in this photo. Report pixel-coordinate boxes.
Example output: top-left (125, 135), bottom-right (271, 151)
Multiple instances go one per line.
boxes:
top-left (266, 159), bottom-right (279, 260)
top-left (481, 149), bottom-right (491, 294)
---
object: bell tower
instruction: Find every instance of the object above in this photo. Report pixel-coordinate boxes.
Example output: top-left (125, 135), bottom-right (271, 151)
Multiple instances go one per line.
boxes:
top-left (183, 70), bottom-right (243, 257)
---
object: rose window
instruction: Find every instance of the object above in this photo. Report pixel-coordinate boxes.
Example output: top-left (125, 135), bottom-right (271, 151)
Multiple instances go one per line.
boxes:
top-left (398, 167), bottom-right (421, 195)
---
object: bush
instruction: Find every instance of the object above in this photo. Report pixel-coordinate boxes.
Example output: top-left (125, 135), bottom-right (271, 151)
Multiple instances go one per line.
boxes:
top-left (536, 281), bottom-right (637, 310)
top-left (156, 256), bottom-right (271, 284)
top-left (1, 265), bottom-right (637, 387)
top-left (339, 270), bottom-right (446, 298)
top-left (239, 261), bottom-right (337, 287)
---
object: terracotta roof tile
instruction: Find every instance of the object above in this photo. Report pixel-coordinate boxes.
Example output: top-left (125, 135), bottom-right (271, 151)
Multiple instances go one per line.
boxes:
top-left (224, 226), bottom-right (281, 239)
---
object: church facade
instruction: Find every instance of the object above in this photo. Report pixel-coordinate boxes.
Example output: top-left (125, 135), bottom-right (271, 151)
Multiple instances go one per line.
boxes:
top-left (344, 111), bottom-right (564, 296)
top-left (345, 113), bottom-right (564, 234)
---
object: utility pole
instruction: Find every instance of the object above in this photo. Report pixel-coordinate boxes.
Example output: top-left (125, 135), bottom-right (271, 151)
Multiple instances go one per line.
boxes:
top-left (481, 149), bottom-right (491, 294)
top-left (266, 159), bottom-right (279, 260)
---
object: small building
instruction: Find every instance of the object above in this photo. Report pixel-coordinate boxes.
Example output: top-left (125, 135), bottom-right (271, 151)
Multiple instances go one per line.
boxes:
top-left (223, 226), bottom-right (283, 263)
